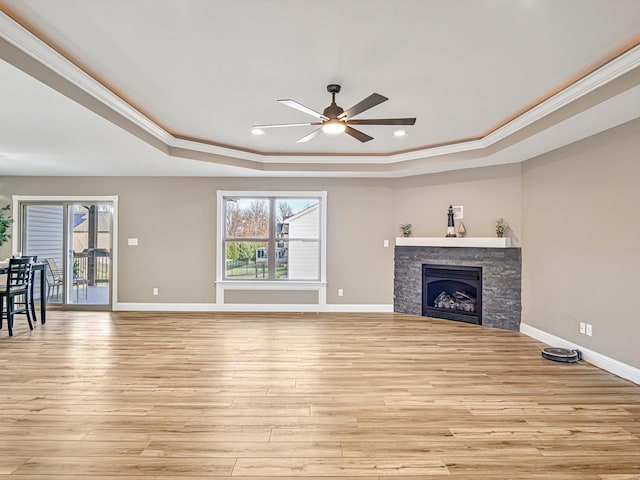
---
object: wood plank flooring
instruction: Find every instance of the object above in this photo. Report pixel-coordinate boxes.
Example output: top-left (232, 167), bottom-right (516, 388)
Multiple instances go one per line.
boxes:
top-left (0, 311), bottom-right (639, 478)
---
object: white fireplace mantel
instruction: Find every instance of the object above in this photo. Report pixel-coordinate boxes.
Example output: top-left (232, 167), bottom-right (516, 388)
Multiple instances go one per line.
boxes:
top-left (395, 237), bottom-right (512, 248)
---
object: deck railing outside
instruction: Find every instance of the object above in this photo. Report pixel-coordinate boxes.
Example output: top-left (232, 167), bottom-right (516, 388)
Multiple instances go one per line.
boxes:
top-left (73, 249), bottom-right (111, 286)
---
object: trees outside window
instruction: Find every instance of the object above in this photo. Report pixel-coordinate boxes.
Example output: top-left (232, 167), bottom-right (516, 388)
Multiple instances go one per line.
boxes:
top-left (222, 195), bottom-right (322, 281)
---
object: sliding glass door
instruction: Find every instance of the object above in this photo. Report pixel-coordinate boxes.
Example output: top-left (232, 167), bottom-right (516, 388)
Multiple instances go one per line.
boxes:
top-left (21, 201), bottom-right (113, 308)
top-left (66, 203), bottom-right (113, 306)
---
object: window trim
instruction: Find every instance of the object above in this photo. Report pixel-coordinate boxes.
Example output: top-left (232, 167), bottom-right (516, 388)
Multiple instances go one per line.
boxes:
top-left (216, 191), bottom-right (327, 304)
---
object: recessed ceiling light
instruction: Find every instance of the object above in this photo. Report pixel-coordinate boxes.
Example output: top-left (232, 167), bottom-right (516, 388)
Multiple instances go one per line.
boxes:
top-left (394, 130), bottom-right (406, 137)
top-left (251, 128), bottom-right (265, 135)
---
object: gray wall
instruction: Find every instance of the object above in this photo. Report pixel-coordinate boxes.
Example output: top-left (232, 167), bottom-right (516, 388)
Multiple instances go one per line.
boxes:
top-left (521, 117), bottom-right (640, 369)
top-left (391, 163), bottom-right (522, 244)
top-left (0, 166), bottom-right (520, 305)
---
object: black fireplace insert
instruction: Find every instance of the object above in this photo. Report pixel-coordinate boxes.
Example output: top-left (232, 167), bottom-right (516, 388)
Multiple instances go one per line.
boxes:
top-left (422, 264), bottom-right (482, 325)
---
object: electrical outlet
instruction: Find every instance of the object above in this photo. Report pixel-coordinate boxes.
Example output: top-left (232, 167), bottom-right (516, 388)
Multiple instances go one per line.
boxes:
top-left (153, 287), bottom-right (159, 296)
top-left (586, 323), bottom-right (593, 337)
top-left (338, 288), bottom-right (344, 297)
top-left (383, 239), bottom-right (389, 247)
top-left (128, 238), bottom-right (138, 246)
top-left (579, 322), bottom-right (586, 334)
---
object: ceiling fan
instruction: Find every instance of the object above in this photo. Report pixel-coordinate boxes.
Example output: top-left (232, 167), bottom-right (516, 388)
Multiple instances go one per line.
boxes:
top-left (253, 84), bottom-right (416, 143)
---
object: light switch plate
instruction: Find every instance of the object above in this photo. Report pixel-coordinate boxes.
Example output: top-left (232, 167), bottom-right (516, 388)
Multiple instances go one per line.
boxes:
top-left (383, 240), bottom-right (389, 247)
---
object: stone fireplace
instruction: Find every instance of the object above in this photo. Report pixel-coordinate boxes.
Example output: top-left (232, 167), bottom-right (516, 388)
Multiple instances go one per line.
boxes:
top-left (394, 238), bottom-right (521, 331)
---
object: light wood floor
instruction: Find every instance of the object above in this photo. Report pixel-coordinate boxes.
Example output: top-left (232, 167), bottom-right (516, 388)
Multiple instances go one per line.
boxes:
top-left (1, 311), bottom-right (639, 479)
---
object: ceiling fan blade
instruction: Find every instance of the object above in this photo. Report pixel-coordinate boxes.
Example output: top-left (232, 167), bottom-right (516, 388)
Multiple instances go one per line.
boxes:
top-left (296, 128), bottom-right (323, 143)
top-left (348, 118), bottom-right (416, 126)
top-left (344, 125), bottom-right (374, 143)
top-left (278, 99), bottom-right (329, 120)
top-left (338, 93), bottom-right (388, 120)
top-left (254, 122), bottom-right (321, 129)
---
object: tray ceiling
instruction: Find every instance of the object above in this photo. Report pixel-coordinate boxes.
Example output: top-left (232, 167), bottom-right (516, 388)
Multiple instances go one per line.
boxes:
top-left (1, 0), bottom-right (640, 177)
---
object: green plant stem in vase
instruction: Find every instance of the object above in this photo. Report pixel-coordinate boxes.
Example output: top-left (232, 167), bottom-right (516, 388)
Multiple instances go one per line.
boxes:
top-left (399, 224), bottom-right (412, 237)
top-left (495, 218), bottom-right (506, 238)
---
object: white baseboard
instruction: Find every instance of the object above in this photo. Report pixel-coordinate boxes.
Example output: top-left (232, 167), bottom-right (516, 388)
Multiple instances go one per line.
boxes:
top-left (520, 322), bottom-right (640, 385)
top-left (113, 302), bottom-right (394, 313)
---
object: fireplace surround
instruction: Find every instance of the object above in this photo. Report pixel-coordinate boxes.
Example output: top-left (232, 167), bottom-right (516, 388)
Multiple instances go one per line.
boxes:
top-left (394, 243), bottom-right (521, 331)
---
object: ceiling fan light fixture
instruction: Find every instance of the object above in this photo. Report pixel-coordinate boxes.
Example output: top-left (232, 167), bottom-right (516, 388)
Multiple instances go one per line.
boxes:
top-left (322, 119), bottom-right (346, 134)
top-left (251, 128), bottom-right (265, 135)
top-left (262, 85), bottom-right (415, 143)
top-left (394, 130), bottom-right (407, 137)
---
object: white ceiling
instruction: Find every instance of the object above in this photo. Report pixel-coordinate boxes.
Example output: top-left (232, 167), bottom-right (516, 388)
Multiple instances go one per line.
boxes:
top-left (0, 0), bottom-right (639, 177)
top-left (0, 58), bottom-right (257, 177)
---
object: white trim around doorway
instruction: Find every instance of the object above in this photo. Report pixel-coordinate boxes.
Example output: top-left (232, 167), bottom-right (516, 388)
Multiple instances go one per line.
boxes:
top-left (12, 195), bottom-right (119, 308)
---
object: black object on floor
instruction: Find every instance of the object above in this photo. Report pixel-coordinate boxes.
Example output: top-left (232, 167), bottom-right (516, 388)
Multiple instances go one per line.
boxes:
top-left (542, 347), bottom-right (582, 363)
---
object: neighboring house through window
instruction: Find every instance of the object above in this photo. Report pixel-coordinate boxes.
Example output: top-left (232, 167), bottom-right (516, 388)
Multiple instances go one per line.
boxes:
top-left (217, 191), bottom-right (326, 284)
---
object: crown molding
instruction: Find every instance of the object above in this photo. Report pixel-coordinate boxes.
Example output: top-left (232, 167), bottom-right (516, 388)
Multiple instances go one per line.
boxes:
top-left (0, 12), bottom-right (171, 144)
top-left (168, 136), bottom-right (264, 162)
top-left (1, 11), bottom-right (639, 169)
top-left (482, 43), bottom-right (640, 149)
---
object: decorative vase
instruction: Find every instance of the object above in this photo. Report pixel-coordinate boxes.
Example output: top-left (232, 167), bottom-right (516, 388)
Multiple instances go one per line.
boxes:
top-left (497, 232), bottom-right (504, 238)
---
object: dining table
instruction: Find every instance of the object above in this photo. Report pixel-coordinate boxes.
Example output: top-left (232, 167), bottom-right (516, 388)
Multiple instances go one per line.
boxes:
top-left (0, 261), bottom-right (47, 324)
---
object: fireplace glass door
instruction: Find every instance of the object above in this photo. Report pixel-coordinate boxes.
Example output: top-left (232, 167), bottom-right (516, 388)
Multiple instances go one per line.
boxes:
top-left (422, 264), bottom-right (482, 325)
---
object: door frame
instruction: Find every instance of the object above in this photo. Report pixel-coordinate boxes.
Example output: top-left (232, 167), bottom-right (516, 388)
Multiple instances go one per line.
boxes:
top-left (12, 195), bottom-right (119, 309)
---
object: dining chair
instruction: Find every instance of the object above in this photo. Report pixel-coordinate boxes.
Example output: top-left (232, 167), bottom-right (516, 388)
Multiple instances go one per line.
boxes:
top-left (72, 255), bottom-right (88, 300)
top-left (45, 257), bottom-right (88, 302)
top-left (13, 255), bottom-right (38, 322)
top-left (0, 257), bottom-right (34, 336)
top-left (45, 258), bottom-right (64, 300)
